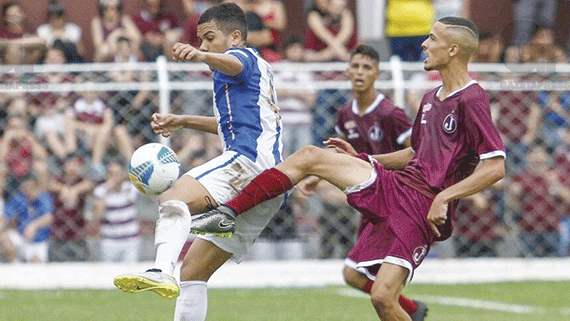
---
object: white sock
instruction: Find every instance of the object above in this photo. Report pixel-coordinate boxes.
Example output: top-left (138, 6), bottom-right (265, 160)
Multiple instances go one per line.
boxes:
top-left (154, 200), bottom-right (192, 276)
top-left (173, 280), bottom-right (208, 321)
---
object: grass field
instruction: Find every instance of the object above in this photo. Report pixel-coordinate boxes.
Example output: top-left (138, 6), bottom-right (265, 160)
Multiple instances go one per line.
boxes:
top-left (1, 281), bottom-right (569, 321)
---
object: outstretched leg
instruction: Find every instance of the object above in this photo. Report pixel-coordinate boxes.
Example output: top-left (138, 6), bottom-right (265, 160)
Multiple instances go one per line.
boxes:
top-left (191, 146), bottom-right (373, 235)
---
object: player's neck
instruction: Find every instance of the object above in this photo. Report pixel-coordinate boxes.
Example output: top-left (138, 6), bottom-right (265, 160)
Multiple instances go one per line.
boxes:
top-left (355, 90), bottom-right (378, 114)
top-left (438, 63), bottom-right (472, 100)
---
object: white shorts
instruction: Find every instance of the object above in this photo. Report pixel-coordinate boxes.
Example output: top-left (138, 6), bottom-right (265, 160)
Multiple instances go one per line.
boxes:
top-left (7, 230), bottom-right (49, 263)
top-left (186, 151), bottom-right (284, 263)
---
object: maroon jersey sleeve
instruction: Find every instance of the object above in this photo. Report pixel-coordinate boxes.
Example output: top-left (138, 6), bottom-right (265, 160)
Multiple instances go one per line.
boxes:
top-left (387, 106), bottom-right (412, 146)
top-left (462, 88), bottom-right (506, 159)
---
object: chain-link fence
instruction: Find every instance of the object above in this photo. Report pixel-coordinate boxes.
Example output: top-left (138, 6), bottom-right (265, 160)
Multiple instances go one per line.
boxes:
top-left (1, 58), bottom-right (569, 263)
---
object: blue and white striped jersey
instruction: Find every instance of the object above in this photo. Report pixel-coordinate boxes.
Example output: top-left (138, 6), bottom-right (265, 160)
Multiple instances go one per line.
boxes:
top-left (212, 47), bottom-right (283, 168)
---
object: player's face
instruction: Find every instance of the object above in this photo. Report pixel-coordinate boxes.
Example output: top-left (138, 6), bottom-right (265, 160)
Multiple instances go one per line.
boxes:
top-left (347, 54), bottom-right (379, 94)
top-left (421, 22), bottom-right (451, 71)
top-left (197, 21), bottom-right (236, 54)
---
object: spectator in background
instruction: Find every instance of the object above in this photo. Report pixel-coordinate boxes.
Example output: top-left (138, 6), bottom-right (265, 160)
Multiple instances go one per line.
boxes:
top-left (47, 155), bottom-right (93, 262)
top-left (107, 37), bottom-right (154, 149)
top-left (275, 37), bottom-right (315, 157)
top-left (112, 35), bottom-right (139, 62)
top-left (385, 0), bottom-right (434, 62)
top-left (304, 0), bottom-right (357, 62)
top-left (36, 0), bottom-right (84, 62)
top-left (471, 30), bottom-right (504, 63)
top-left (132, 0), bottom-right (182, 61)
top-left (91, 0), bottom-right (141, 62)
top-left (64, 90), bottom-right (114, 180)
top-left (505, 0), bottom-right (557, 59)
top-left (181, 0), bottom-right (219, 48)
top-left (248, 0), bottom-right (286, 61)
top-left (0, 174), bottom-right (54, 263)
top-left (0, 116), bottom-right (49, 201)
top-left (551, 127), bottom-right (570, 256)
top-left (453, 189), bottom-right (505, 257)
top-left (509, 142), bottom-right (560, 257)
top-left (519, 25), bottom-right (568, 64)
top-left (491, 54), bottom-right (541, 173)
top-left (29, 46), bottom-right (76, 162)
top-left (537, 90), bottom-right (570, 149)
top-left (0, 1), bottom-right (46, 64)
top-left (89, 160), bottom-right (141, 262)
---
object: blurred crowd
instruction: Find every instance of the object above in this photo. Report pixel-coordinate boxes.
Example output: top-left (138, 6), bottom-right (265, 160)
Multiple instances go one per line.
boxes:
top-left (1, 0), bottom-right (570, 263)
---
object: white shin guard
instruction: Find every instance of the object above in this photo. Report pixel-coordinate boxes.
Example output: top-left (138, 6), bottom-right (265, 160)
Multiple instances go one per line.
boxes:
top-left (154, 200), bottom-right (192, 276)
top-left (173, 281), bottom-right (208, 321)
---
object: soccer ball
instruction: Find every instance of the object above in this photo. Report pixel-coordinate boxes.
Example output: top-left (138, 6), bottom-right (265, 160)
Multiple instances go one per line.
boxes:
top-left (128, 143), bottom-right (181, 195)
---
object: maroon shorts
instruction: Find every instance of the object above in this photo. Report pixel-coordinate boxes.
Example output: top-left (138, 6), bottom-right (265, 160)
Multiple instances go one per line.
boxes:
top-left (344, 158), bottom-right (436, 283)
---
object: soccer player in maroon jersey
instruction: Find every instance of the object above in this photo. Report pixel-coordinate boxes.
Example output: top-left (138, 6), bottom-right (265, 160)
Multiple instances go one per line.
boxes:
top-left (192, 17), bottom-right (506, 321)
top-left (302, 44), bottom-right (425, 319)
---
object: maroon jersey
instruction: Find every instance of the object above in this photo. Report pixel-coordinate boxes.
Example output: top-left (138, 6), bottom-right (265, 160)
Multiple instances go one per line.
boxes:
top-left (345, 81), bottom-right (505, 280)
top-left (398, 81), bottom-right (505, 239)
top-left (51, 176), bottom-right (89, 241)
top-left (132, 11), bottom-right (179, 36)
top-left (336, 95), bottom-right (411, 155)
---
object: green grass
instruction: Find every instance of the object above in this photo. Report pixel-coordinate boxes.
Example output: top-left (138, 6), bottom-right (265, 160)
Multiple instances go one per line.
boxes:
top-left (0, 282), bottom-right (568, 320)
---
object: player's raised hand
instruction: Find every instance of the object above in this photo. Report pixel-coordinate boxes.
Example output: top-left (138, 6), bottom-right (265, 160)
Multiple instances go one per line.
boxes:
top-left (323, 137), bottom-right (357, 156)
top-left (172, 42), bottom-right (204, 62)
top-left (426, 195), bottom-right (448, 238)
top-left (151, 113), bottom-right (183, 138)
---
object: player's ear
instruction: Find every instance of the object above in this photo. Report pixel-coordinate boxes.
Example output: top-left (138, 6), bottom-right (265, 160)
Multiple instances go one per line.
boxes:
top-left (449, 43), bottom-right (460, 58)
top-left (230, 29), bottom-right (242, 46)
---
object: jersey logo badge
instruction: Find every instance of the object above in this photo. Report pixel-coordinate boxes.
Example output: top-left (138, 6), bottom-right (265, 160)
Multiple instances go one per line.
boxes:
top-left (368, 125), bottom-right (383, 141)
top-left (443, 114), bottom-right (457, 133)
top-left (413, 245), bottom-right (428, 265)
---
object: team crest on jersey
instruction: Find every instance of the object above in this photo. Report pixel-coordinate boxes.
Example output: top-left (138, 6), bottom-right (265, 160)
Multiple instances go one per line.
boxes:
top-left (443, 113), bottom-right (457, 133)
top-left (413, 245), bottom-right (428, 265)
top-left (368, 124), bottom-right (383, 141)
top-left (344, 120), bottom-right (360, 139)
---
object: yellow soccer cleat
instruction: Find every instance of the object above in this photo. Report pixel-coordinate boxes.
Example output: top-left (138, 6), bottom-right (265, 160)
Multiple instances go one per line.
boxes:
top-left (113, 269), bottom-right (179, 299)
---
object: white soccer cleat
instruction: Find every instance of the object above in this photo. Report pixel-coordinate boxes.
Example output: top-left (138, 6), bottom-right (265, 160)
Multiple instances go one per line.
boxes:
top-left (113, 269), bottom-right (179, 299)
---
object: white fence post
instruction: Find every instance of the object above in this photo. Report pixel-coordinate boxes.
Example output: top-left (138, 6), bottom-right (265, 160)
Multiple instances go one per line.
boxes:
top-left (157, 55), bottom-right (170, 146)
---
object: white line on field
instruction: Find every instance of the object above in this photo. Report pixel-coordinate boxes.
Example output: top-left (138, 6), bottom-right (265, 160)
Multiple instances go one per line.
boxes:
top-left (336, 288), bottom-right (570, 315)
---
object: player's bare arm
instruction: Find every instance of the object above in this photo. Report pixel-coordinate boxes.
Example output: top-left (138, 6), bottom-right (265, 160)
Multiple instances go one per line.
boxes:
top-left (172, 42), bottom-right (243, 76)
top-left (151, 113), bottom-right (218, 137)
top-left (427, 156), bottom-right (505, 236)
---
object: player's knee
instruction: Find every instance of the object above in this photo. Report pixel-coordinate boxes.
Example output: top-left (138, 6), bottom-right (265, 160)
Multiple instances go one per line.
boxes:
top-left (369, 283), bottom-right (398, 312)
top-left (293, 145), bottom-right (324, 170)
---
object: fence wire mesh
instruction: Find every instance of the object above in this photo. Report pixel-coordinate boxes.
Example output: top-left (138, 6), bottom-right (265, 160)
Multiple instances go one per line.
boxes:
top-left (0, 59), bottom-right (569, 263)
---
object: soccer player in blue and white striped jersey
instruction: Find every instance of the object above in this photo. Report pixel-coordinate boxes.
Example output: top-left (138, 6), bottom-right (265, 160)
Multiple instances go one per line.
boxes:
top-left (114, 3), bottom-right (284, 320)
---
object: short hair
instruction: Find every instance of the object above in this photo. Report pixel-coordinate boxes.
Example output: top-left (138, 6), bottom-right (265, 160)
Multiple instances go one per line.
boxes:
top-left (350, 44), bottom-right (380, 64)
top-left (98, 0), bottom-right (123, 17)
top-left (198, 3), bottom-right (248, 41)
top-left (438, 16), bottom-right (479, 59)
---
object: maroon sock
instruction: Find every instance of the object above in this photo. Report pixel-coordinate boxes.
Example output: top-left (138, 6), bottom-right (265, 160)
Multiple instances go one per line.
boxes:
top-left (398, 295), bottom-right (418, 316)
top-left (225, 168), bottom-right (293, 215)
